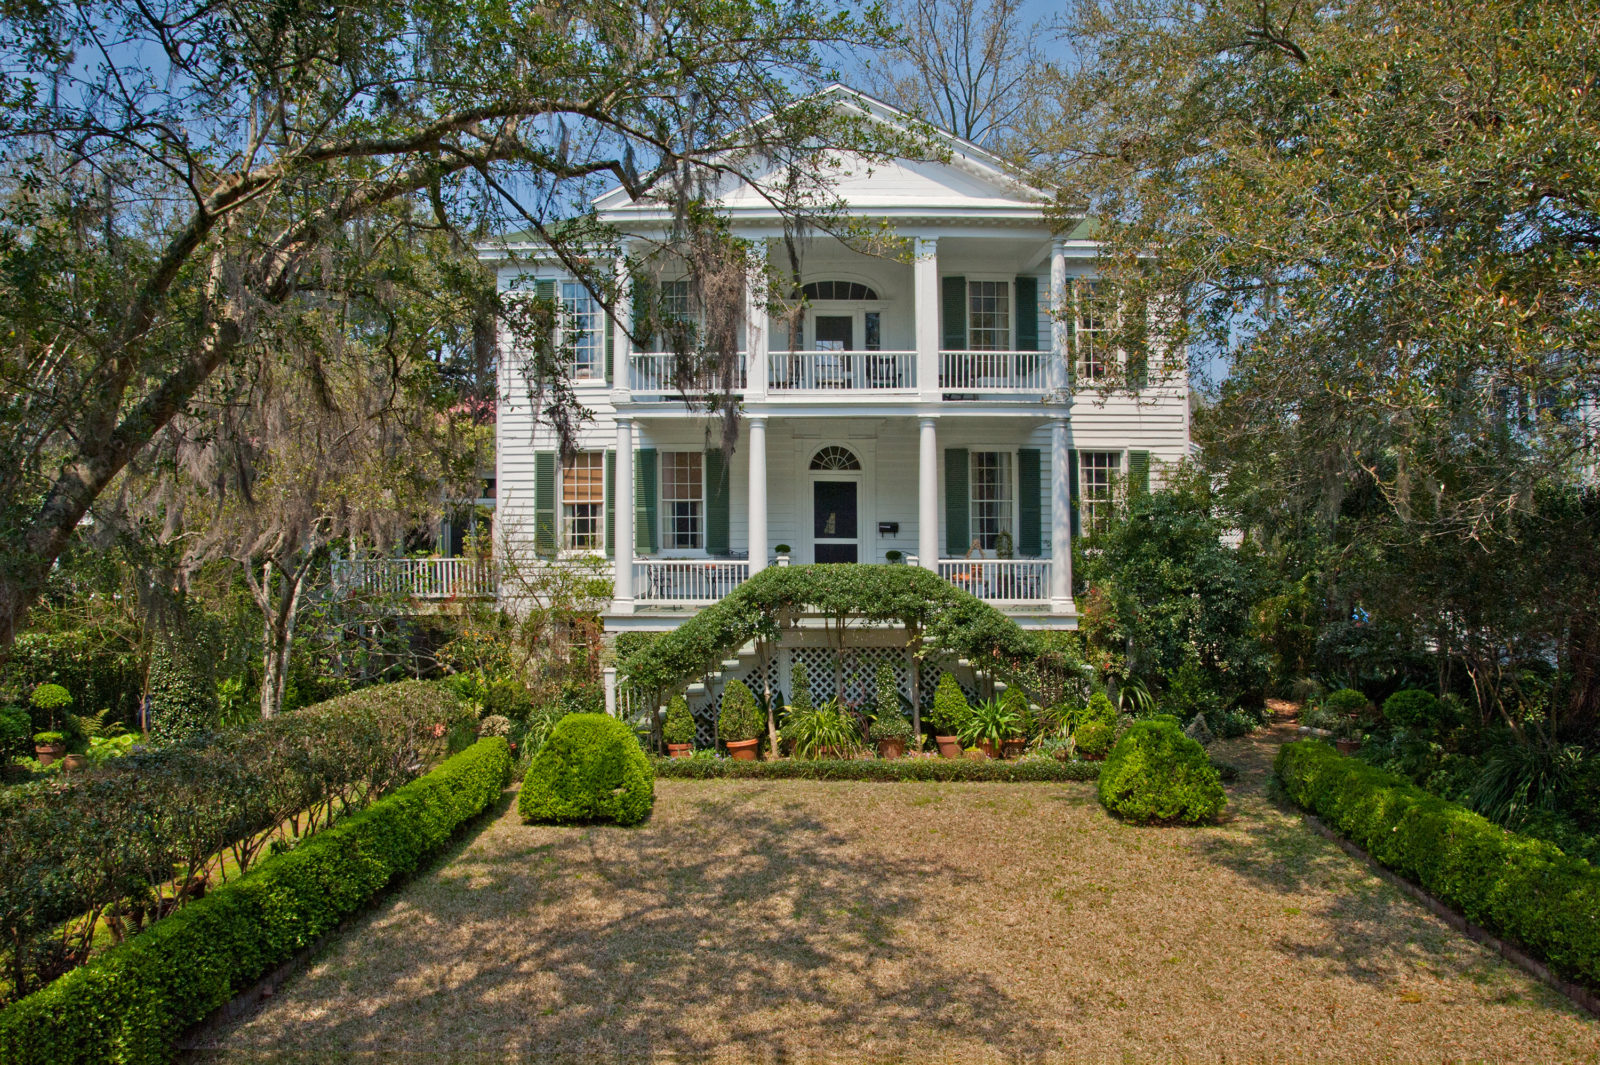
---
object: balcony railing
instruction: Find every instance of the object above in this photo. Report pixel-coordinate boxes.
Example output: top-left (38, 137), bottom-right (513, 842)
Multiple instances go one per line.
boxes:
top-left (767, 350), bottom-right (917, 392)
top-left (937, 559), bottom-right (1051, 604)
top-left (634, 559), bottom-right (750, 603)
top-left (332, 557), bottom-right (498, 600)
top-left (630, 353), bottom-right (747, 397)
top-left (939, 350), bottom-right (1051, 392)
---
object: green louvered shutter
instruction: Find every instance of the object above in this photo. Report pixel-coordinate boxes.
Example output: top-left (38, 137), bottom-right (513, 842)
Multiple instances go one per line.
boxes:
top-left (1064, 279), bottom-right (1077, 389)
top-left (1018, 448), bottom-right (1042, 557)
top-left (1015, 277), bottom-right (1039, 351)
top-left (533, 451), bottom-right (556, 558)
top-left (1129, 450), bottom-right (1151, 497)
top-left (941, 276), bottom-right (967, 351)
top-left (634, 448), bottom-right (658, 555)
top-left (604, 265), bottom-right (616, 385)
top-left (631, 275), bottom-right (654, 353)
top-left (604, 449), bottom-right (616, 551)
top-left (1067, 448), bottom-right (1081, 538)
top-left (944, 448), bottom-right (969, 557)
top-left (705, 449), bottom-right (730, 557)
top-left (535, 279), bottom-right (555, 301)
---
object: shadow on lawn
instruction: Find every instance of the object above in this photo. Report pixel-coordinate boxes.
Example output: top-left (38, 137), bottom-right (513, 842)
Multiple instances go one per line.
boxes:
top-left (195, 783), bottom-right (1066, 1061)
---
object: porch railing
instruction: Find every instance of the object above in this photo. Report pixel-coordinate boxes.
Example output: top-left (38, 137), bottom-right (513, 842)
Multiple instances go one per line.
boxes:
top-left (631, 352), bottom-right (747, 396)
top-left (939, 350), bottom-right (1052, 392)
top-left (332, 557), bottom-right (498, 600)
top-left (937, 559), bottom-right (1051, 604)
top-left (633, 559), bottom-right (750, 603)
top-left (768, 350), bottom-right (917, 391)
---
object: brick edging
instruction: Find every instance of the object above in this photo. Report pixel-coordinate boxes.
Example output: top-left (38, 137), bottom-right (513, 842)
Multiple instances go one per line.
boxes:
top-left (1301, 812), bottom-right (1600, 1019)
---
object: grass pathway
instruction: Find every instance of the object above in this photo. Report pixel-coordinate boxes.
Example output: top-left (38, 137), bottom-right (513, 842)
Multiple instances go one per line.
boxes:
top-left (190, 713), bottom-right (1600, 1063)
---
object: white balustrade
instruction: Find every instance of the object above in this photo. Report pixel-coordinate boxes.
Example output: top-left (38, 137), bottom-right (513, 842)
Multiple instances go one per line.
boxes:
top-left (937, 559), bottom-right (1052, 603)
top-left (333, 557), bottom-right (498, 600)
top-left (630, 352), bottom-right (747, 396)
top-left (633, 559), bottom-right (751, 603)
top-left (939, 350), bottom-right (1052, 392)
top-left (766, 350), bottom-right (917, 391)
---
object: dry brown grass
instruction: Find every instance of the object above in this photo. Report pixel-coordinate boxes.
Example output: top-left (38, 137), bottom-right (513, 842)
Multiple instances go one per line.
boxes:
top-left (189, 722), bottom-right (1600, 1064)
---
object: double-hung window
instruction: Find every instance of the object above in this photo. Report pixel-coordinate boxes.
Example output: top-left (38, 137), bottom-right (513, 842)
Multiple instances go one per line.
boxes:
top-left (970, 451), bottom-right (1014, 552)
top-left (661, 452), bottom-right (703, 550)
top-left (1074, 282), bottom-right (1109, 381)
top-left (968, 281), bottom-right (1011, 350)
top-left (1078, 451), bottom-right (1120, 535)
top-left (560, 281), bottom-right (603, 379)
top-left (561, 452), bottom-right (604, 550)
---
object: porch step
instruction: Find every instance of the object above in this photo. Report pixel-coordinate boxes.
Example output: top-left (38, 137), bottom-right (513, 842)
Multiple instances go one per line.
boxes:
top-left (721, 659), bottom-right (742, 671)
top-left (685, 682), bottom-right (708, 698)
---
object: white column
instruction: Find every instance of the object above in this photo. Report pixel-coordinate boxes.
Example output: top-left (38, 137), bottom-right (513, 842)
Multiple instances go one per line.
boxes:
top-left (614, 418), bottom-right (634, 610)
top-left (747, 416), bottom-right (768, 574)
top-left (918, 417), bottom-right (939, 571)
top-left (913, 237), bottom-right (940, 401)
top-left (603, 666), bottom-right (618, 717)
top-left (1050, 240), bottom-right (1070, 398)
top-left (1050, 415), bottom-right (1075, 612)
top-left (745, 243), bottom-right (769, 401)
top-left (612, 247), bottom-right (632, 400)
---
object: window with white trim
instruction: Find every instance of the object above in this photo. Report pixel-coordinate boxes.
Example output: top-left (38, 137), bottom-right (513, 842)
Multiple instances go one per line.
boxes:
top-left (970, 451), bottom-right (1014, 552)
top-left (1074, 281), bottom-right (1109, 381)
top-left (561, 452), bottom-right (604, 550)
top-left (1079, 451), bottom-right (1120, 535)
top-left (660, 279), bottom-right (692, 323)
top-left (661, 451), bottom-right (703, 550)
top-left (968, 281), bottom-right (1010, 351)
top-left (560, 281), bottom-right (603, 379)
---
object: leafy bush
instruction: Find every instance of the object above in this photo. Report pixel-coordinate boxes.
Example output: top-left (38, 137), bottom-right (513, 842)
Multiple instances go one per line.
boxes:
top-left (788, 661), bottom-right (813, 717)
top-left (0, 629), bottom-right (144, 733)
top-left (147, 637), bottom-right (218, 743)
top-left (477, 715), bottom-right (513, 738)
top-left (0, 706), bottom-right (30, 757)
top-left (1098, 717), bottom-right (1226, 824)
top-left (868, 710), bottom-right (911, 741)
top-left (1276, 739), bottom-right (1600, 992)
top-left (1072, 719), bottom-right (1116, 760)
top-left (0, 737), bottom-right (510, 1064)
top-left (1382, 689), bottom-right (1442, 730)
top-left (662, 695), bottom-right (695, 746)
top-left (717, 679), bottom-right (761, 743)
top-left (928, 673), bottom-right (969, 736)
top-left (518, 714), bottom-right (654, 826)
top-left (1323, 688), bottom-right (1370, 716)
top-left (873, 663), bottom-right (901, 717)
top-left (959, 695), bottom-right (1021, 748)
top-left (781, 697), bottom-right (861, 759)
top-left (655, 756), bottom-right (1101, 782)
top-left (0, 680), bottom-right (472, 1003)
top-left (29, 684), bottom-right (71, 719)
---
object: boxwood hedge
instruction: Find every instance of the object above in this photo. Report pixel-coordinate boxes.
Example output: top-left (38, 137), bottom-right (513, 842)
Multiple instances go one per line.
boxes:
top-left (0, 737), bottom-right (512, 1065)
top-left (519, 713), bottom-right (654, 826)
top-left (653, 756), bottom-right (1101, 782)
top-left (1276, 739), bottom-right (1600, 992)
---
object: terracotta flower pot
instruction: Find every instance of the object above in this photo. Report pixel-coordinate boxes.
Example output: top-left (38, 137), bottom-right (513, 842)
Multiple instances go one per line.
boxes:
top-left (877, 737), bottom-right (907, 760)
top-left (62, 752), bottom-right (87, 772)
top-left (1001, 738), bottom-right (1026, 761)
top-left (725, 738), bottom-right (760, 761)
top-left (935, 735), bottom-right (962, 759)
top-left (666, 743), bottom-right (693, 758)
top-left (977, 739), bottom-right (998, 760)
top-left (1335, 738), bottom-right (1361, 755)
top-left (34, 743), bottom-right (65, 767)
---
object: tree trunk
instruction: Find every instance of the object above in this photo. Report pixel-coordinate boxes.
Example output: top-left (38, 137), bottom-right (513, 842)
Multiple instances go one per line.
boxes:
top-left (256, 556), bottom-right (310, 719)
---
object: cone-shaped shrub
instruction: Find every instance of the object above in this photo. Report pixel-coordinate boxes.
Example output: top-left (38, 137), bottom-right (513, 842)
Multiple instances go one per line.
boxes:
top-left (930, 673), bottom-right (969, 736)
top-left (662, 695), bottom-right (695, 746)
top-left (519, 714), bottom-right (654, 826)
top-left (1098, 716), bottom-right (1225, 824)
top-left (718, 679), bottom-right (761, 743)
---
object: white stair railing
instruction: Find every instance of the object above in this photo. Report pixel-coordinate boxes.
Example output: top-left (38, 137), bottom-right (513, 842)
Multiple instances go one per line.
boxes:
top-left (937, 559), bottom-right (1051, 603)
top-left (633, 559), bottom-right (750, 603)
top-left (767, 350), bottom-right (917, 391)
top-left (332, 557), bottom-right (498, 600)
top-left (939, 350), bottom-right (1052, 392)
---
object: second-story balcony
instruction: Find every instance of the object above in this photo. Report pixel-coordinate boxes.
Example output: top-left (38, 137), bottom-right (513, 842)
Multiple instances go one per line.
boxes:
top-left (627, 348), bottom-right (1055, 402)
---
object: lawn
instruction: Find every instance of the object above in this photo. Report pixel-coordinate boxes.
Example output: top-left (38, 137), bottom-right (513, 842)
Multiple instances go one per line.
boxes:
top-left (190, 723), bottom-right (1600, 1063)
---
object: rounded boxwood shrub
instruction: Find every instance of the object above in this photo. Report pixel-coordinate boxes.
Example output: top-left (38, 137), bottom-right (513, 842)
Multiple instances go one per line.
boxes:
top-left (1323, 687), bottom-right (1370, 716)
top-left (930, 673), bottom-right (969, 736)
top-left (718, 679), bottom-right (761, 743)
top-left (1097, 717), bottom-right (1226, 824)
top-left (662, 695), bottom-right (695, 746)
top-left (1382, 689), bottom-right (1441, 730)
top-left (519, 713), bottom-right (654, 826)
top-left (1073, 718), bottom-right (1116, 759)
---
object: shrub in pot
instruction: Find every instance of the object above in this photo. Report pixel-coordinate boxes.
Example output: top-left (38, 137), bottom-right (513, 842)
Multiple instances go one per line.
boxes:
top-left (663, 695), bottom-right (695, 757)
top-left (718, 679), bottom-right (762, 759)
top-left (519, 713), bottom-right (654, 826)
top-left (929, 673), bottom-right (969, 758)
top-left (782, 697), bottom-right (859, 759)
top-left (869, 709), bottom-right (912, 759)
top-left (1098, 716), bottom-right (1226, 824)
top-left (31, 730), bottom-right (66, 766)
top-left (960, 695), bottom-right (1020, 760)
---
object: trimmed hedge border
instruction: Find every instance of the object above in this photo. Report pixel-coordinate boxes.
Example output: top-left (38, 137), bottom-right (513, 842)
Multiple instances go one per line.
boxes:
top-left (1276, 739), bottom-right (1600, 994)
top-left (0, 737), bottom-right (512, 1065)
top-left (652, 756), bottom-right (1101, 782)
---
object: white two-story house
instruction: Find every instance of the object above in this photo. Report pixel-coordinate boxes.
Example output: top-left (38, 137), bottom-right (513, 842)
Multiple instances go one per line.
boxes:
top-left (480, 87), bottom-right (1189, 634)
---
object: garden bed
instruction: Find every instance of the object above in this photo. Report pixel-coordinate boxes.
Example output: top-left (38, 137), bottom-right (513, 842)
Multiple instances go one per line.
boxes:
top-left (652, 754), bottom-right (1101, 781)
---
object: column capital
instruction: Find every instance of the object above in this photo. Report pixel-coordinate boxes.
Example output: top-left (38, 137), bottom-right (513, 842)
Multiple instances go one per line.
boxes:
top-left (918, 415), bottom-right (939, 428)
top-left (1051, 236), bottom-right (1071, 254)
top-left (913, 235), bottom-right (939, 257)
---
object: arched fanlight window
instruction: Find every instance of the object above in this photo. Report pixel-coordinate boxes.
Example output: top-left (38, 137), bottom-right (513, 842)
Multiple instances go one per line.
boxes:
top-left (809, 446), bottom-right (862, 471)
top-left (798, 280), bottom-right (879, 302)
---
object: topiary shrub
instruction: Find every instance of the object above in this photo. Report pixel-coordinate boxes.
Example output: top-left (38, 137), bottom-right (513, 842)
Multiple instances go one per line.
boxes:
top-left (1073, 718), bottom-right (1115, 760)
top-left (519, 713), bottom-right (654, 826)
top-left (874, 662), bottom-right (901, 718)
top-left (1323, 688), bottom-right (1370, 716)
top-left (788, 662), bottom-right (813, 717)
top-left (1098, 717), bottom-right (1226, 824)
top-left (929, 673), bottom-right (969, 736)
top-left (662, 695), bottom-right (695, 747)
top-left (148, 637), bottom-right (218, 743)
top-left (718, 679), bottom-right (761, 743)
top-left (1382, 689), bottom-right (1442, 730)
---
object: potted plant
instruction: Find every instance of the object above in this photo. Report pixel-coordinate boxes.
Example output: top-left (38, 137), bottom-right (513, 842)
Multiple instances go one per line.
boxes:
top-left (928, 673), bottom-right (969, 758)
top-left (960, 695), bottom-right (1020, 760)
top-left (1333, 714), bottom-right (1363, 755)
top-left (999, 688), bottom-right (1031, 759)
top-left (663, 695), bottom-right (695, 757)
top-left (775, 544), bottom-right (792, 567)
top-left (885, 549), bottom-right (903, 564)
top-left (718, 679), bottom-right (762, 760)
top-left (870, 710), bottom-right (912, 759)
top-left (32, 731), bottom-right (66, 767)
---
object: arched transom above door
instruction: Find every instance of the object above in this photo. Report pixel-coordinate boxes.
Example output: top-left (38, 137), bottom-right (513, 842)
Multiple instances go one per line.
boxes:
top-left (798, 280), bottom-right (880, 302)
top-left (810, 446), bottom-right (861, 471)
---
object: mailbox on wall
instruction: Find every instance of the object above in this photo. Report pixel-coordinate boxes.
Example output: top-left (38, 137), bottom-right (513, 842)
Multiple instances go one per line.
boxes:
top-left (878, 522), bottom-right (899, 536)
